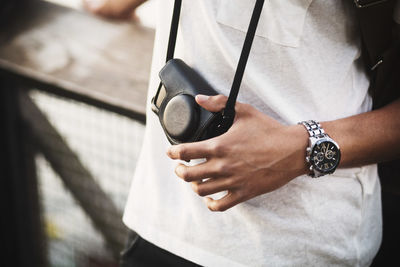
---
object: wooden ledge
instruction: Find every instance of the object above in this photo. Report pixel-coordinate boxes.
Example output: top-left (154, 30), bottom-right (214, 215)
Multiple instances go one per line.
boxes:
top-left (0, 1), bottom-right (155, 122)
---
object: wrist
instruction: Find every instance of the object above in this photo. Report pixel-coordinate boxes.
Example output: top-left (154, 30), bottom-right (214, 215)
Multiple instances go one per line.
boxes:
top-left (286, 124), bottom-right (311, 176)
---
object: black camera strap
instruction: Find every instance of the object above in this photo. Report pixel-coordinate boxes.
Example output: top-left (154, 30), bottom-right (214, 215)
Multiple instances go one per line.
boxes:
top-left (165, 0), bottom-right (265, 122)
top-left (166, 0), bottom-right (182, 63)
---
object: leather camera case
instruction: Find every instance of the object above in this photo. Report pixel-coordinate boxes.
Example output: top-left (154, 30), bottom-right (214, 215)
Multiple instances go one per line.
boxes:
top-left (151, 59), bottom-right (228, 145)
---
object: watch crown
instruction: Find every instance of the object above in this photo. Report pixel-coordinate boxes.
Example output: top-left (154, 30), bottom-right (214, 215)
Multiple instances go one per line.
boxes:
top-left (306, 156), bottom-right (310, 163)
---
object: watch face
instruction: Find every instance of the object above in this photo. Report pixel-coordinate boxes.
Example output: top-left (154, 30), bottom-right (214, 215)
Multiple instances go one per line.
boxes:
top-left (311, 140), bottom-right (341, 173)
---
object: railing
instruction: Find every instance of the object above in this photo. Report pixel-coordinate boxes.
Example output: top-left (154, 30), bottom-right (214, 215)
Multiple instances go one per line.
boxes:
top-left (0, 1), bottom-right (154, 266)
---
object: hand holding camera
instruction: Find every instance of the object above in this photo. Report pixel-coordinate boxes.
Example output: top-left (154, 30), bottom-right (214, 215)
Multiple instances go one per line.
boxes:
top-left (167, 94), bottom-right (310, 211)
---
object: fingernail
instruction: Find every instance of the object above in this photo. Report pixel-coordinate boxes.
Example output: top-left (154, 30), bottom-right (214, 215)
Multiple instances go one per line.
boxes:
top-left (168, 145), bottom-right (179, 156)
top-left (196, 94), bottom-right (209, 102)
top-left (175, 165), bottom-right (183, 176)
top-left (166, 146), bottom-right (173, 156)
top-left (203, 197), bottom-right (212, 204)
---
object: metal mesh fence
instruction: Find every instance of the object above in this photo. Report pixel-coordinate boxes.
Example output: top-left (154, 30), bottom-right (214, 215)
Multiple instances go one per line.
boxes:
top-left (30, 89), bottom-right (145, 267)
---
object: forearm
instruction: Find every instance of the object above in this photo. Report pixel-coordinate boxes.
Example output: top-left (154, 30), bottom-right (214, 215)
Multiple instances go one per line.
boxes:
top-left (168, 95), bottom-right (400, 211)
top-left (322, 98), bottom-right (400, 168)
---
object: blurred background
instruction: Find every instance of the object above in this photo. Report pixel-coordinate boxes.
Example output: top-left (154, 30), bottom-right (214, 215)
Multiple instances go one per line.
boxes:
top-left (0, 0), bottom-right (155, 266)
top-left (2, 1), bottom-right (398, 267)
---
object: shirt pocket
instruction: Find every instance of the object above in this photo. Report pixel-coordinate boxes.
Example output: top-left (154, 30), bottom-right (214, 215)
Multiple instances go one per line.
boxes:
top-left (216, 0), bottom-right (313, 47)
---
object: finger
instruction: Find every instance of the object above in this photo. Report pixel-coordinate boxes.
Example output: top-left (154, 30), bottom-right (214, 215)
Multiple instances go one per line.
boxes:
top-left (167, 140), bottom-right (215, 161)
top-left (204, 191), bottom-right (244, 212)
top-left (191, 177), bottom-right (235, 197)
top-left (196, 94), bottom-right (250, 121)
top-left (175, 161), bottom-right (227, 182)
top-left (195, 94), bottom-right (228, 112)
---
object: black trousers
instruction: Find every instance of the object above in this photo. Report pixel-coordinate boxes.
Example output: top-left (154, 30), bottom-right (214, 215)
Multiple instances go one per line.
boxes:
top-left (119, 232), bottom-right (201, 267)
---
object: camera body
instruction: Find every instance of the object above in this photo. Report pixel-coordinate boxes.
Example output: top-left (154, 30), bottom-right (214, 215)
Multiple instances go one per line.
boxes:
top-left (151, 59), bottom-right (231, 144)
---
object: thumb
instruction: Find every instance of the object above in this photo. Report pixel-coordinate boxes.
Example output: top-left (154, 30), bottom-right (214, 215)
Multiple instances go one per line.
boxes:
top-left (195, 94), bottom-right (228, 112)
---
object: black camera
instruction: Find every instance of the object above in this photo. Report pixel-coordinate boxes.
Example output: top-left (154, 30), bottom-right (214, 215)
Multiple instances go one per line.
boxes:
top-left (151, 59), bottom-right (233, 145)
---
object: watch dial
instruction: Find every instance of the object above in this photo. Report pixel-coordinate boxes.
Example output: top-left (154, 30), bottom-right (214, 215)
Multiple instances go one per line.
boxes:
top-left (311, 140), bottom-right (341, 173)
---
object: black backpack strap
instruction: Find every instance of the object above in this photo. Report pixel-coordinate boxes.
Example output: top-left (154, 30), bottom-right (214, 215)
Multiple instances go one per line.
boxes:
top-left (354, 0), bottom-right (400, 195)
top-left (354, 0), bottom-right (396, 70)
top-left (165, 0), bottom-right (265, 122)
top-left (353, 0), bottom-right (399, 108)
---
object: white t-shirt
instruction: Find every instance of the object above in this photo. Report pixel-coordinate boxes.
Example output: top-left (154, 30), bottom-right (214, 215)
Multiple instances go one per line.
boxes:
top-left (123, 1), bottom-right (396, 266)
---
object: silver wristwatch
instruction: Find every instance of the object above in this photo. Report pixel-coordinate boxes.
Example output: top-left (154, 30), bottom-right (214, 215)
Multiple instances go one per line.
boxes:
top-left (299, 120), bottom-right (341, 178)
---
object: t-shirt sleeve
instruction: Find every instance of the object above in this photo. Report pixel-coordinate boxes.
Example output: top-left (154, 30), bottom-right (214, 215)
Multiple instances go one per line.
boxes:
top-left (394, 0), bottom-right (400, 24)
